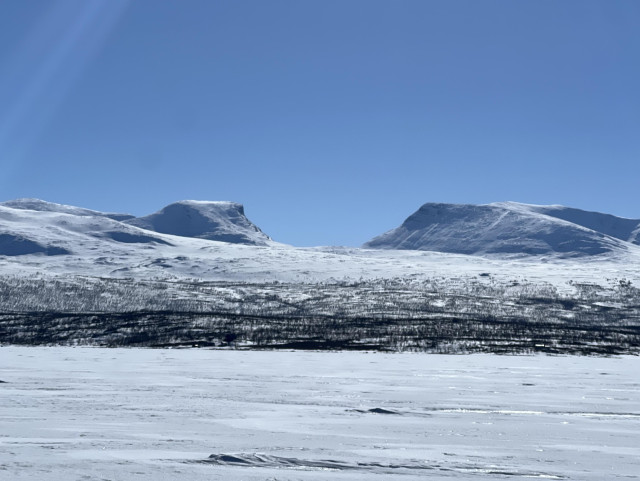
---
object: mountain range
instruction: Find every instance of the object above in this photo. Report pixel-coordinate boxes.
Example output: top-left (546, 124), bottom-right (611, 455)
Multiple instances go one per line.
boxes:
top-left (1, 198), bottom-right (640, 302)
top-left (1, 198), bottom-right (639, 259)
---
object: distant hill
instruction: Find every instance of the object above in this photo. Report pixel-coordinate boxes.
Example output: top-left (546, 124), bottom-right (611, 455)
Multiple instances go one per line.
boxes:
top-left (2, 198), bottom-right (639, 263)
top-left (0, 198), bottom-right (272, 258)
top-left (124, 200), bottom-right (271, 246)
top-left (0, 201), bottom-right (171, 257)
top-left (363, 202), bottom-right (640, 257)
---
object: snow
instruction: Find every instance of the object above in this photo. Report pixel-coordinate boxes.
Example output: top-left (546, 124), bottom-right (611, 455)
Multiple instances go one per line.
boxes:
top-left (0, 204), bottom-right (172, 257)
top-left (2, 200), bottom-right (639, 478)
top-left (0, 198), bottom-right (639, 293)
top-left (364, 201), bottom-right (640, 256)
top-left (521, 202), bottom-right (640, 244)
top-left (124, 200), bottom-right (272, 246)
top-left (0, 198), bottom-right (134, 221)
top-left (1, 347), bottom-right (638, 480)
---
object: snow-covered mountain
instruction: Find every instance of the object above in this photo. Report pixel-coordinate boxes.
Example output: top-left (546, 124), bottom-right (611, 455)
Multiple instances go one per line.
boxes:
top-left (0, 202), bottom-right (172, 257)
top-left (364, 202), bottom-right (640, 257)
top-left (0, 198), bottom-right (134, 221)
top-left (0, 198), bottom-right (639, 291)
top-left (3, 198), bottom-right (639, 353)
top-left (0, 199), bottom-right (271, 258)
top-left (124, 200), bottom-right (271, 246)
top-left (523, 204), bottom-right (640, 245)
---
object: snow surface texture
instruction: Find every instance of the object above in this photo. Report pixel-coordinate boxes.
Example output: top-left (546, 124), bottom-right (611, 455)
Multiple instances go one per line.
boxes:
top-left (1, 347), bottom-right (639, 480)
top-left (124, 200), bottom-right (272, 245)
top-left (364, 201), bottom-right (640, 257)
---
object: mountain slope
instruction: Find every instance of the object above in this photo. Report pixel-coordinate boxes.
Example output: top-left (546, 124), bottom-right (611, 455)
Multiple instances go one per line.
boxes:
top-left (521, 204), bottom-right (640, 245)
top-left (0, 198), bottom-right (134, 222)
top-left (363, 202), bottom-right (636, 257)
top-left (0, 204), bottom-right (172, 257)
top-left (124, 200), bottom-right (272, 246)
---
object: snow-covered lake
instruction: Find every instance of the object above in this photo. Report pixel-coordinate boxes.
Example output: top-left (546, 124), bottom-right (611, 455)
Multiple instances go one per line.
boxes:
top-left (1, 347), bottom-right (638, 480)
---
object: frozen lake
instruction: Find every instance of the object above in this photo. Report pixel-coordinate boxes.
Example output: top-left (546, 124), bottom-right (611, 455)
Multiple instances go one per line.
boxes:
top-left (1, 347), bottom-right (639, 480)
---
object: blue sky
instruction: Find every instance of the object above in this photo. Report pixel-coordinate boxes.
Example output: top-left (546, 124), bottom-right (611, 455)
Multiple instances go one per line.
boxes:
top-left (1, 0), bottom-right (638, 246)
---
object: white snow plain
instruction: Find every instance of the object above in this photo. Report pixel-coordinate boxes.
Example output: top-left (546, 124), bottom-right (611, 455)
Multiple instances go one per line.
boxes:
top-left (1, 347), bottom-right (639, 480)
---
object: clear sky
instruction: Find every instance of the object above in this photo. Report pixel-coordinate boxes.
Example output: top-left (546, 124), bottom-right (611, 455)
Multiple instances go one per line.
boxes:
top-left (1, 0), bottom-right (638, 246)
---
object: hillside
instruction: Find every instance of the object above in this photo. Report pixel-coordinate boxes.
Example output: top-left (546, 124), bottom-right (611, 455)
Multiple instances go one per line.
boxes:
top-left (364, 202), bottom-right (640, 257)
top-left (124, 200), bottom-right (272, 246)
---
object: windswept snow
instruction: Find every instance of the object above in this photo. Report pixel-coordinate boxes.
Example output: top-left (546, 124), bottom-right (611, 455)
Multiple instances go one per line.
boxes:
top-left (0, 204), bottom-right (173, 257)
top-left (124, 200), bottom-right (272, 246)
top-left (1, 347), bottom-right (638, 481)
top-left (0, 233), bottom-right (70, 256)
top-left (0, 198), bottom-right (134, 221)
top-left (522, 203), bottom-right (640, 245)
top-left (364, 201), bottom-right (640, 257)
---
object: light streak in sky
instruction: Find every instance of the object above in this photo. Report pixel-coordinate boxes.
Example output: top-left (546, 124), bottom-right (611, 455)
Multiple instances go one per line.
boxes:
top-left (0, 0), bottom-right (130, 183)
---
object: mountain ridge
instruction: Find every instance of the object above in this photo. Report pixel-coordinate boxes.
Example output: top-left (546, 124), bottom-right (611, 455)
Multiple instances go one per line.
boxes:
top-left (363, 201), bottom-right (640, 257)
top-left (123, 200), bottom-right (271, 246)
top-left (0, 198), bottom-right (135, 222)
top-left (1, 198), bottom-right (638, 258)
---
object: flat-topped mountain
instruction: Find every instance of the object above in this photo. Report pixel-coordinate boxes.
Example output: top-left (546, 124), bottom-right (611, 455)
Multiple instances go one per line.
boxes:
top-left (124, 200), bottom-right (271, 246)
top-left (364, 202), bottom-right (640, 257)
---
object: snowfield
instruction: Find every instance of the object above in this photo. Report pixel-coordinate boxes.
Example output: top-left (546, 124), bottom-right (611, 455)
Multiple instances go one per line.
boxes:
top-left (1, 347), bottom-right (639, 480)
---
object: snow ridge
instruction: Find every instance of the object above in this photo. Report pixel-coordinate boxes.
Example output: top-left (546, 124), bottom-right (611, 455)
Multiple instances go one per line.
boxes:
top-left (364, 202), bottom-right (640, 257)
top-left (0, 198), bottom-right (134, 221)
